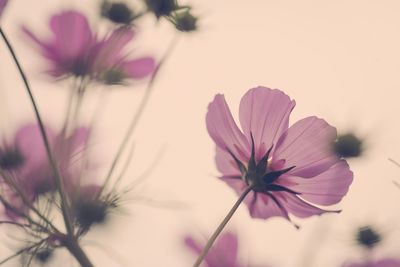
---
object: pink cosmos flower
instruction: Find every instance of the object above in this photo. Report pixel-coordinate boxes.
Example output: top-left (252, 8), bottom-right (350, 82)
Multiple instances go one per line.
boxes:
top-left (185, 231), bottom-right (270, 267)
top-left (22, 10), bottom-right (155, 83)
top-left (342, 259), bottom-right (400, 267)
top-left (0, 123), bottom-right (92, 220)
top-left (206, 86), bottom-right (353, 225)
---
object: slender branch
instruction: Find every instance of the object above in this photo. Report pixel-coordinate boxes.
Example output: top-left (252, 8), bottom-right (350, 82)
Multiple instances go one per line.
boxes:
top-left (0, 28), bottom-right (74, 235)
top-left (63, 236), bottom-right (94, 267)
top-left (100, 35), bottom-right (180, 194)
top-left (0, 169), bottom-right (60, 233)
top-left (193, 186), bottom-right (253, 267)
top-left (0, 238), bottom-right (47, 265)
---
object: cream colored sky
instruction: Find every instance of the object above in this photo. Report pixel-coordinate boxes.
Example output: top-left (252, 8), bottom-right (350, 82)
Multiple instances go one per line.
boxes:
top-left (1, 0), bottom-right (400, 266)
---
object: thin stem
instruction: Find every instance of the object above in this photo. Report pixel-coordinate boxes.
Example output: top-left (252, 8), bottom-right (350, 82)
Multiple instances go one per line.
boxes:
top-left (63, 236), bottom-right (94, 267)
top-left (100, 35), bottom-right (180, 194)
top-left (193, 186), bottom-right (253, 267)
top-left (0, 169), bottom-right (61, 233)
top-left (0, 28), bottom-right (74, 235)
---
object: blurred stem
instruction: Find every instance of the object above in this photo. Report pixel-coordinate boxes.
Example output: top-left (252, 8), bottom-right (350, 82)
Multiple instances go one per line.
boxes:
top-left (0, 27), bottom-right (94, 267)
top-left (64, 236), bottom-right (94, 267)
top-left (100, 34), bottom-right (180, 194)
top-left (0, 28), bottom-right (74, 236)
top-left (193, 186), bottom-right (253, 267)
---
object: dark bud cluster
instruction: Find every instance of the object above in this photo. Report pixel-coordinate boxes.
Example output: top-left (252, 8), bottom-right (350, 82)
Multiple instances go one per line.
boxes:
top-left (0, 147), bottom-right (24, 170)
top-left (101, 1), bottom-right (135, 25)
top-left (356, 226), bottom-right (381, 249)
top-left (170, 9), bottom-right (198, 32)
top-left (333, 133), bottom-right (363, 158)
top-left (145, 0), bottom-right (179, 18)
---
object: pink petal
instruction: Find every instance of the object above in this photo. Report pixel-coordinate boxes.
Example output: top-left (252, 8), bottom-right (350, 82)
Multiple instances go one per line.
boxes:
top-left (95, 28), bottom-right (135, 67)
top-left (0, 0), bottom-right (8, 18)
top-left (49, 11), bottom-right (93, 60)
top-left (184, 236), bottom-right (203, 254)
top-left (206, 94), bottom-right (249, 161)
top-left (216, 146), bottom-right (241, 177)
top-left (274, 116), bottom-right (338, 177)
top-left (243, 191), bottom-right (290, 220)
top-left (239, 87), bottom-right (295, 161)
top-left (207, 232), bottom-right (239, 267)
top-left (275, 192), bottom-right (334, 218)
top-left (121, 57), bottom-right (156, 79)
top-left (277, 160), bottom-right (353, 205)
top-left (14, 123), bottom-right (55, 167)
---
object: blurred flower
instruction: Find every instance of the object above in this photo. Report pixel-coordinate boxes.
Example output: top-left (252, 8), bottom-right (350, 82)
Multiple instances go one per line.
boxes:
top-left (185, 231), bottom-right (269, 267)
top-left (169, 9), bottom-right (198, 32)
top-left (0, 123), bottom-right (92, 220)
top-left (101, 1), bottom-right (135, 25)
top-left (342, 258), bottom-right (400, 267)
top-left (145, 0), bottom-right (179, 18)
top-left (333, 133), bottom-right (364, 158)
top-left (69, 184), bottom-right (116, 233)
top-left (206, 86), bottom-right (353, 225)
top-left (0, 0), bottom-right (8, 19)
top-left (356, 226), bottom-right (382, 249)
top-left (23, 10), bottom-right (155, 84)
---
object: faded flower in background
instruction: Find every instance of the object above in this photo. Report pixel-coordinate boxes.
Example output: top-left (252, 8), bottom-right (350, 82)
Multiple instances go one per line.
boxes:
top-left (22, 10), bottom-right (155, 84)
top-left (206, 86), bottom-right (353, 225)
top-left (0, 123), bottom-right (93, 221)
top-left (185, 231), bottom-right (270, 267)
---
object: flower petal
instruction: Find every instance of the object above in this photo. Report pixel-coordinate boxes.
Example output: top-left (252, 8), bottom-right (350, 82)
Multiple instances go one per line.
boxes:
top-left (274, 116), bottom-right (338, 177)
top-left (216, 146), bottom-right (241, 177)
top-left (277, 160), bottom-right (353, 205)
top-left (243, 191), bottom-right (290, 220)
top-left (206, 94), bottom-right (249, 161)
top-left (0, 0), bottom-right (8, 19)
top-left (95, 28), bottom-right (135, 67)
top-left (275, 192), bottom-right (335, 218)
top-left (121, 57), bottom-right (156, 79)
top-left (239, 87), bottom-right (295, 160)
top-left (14, 124), bottom-right (55, 167)
top-left (49, 11), bottom-right (93, 59)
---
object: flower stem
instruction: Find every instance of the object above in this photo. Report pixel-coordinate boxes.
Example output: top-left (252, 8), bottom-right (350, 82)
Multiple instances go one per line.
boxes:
top-left (100, 34), bottom-right (180, 194)
top-left (63, 236), bottom-right (94, 267)
top-left (193, 186), bottom-right (253, 267)
top-left (0, 27), bottom-right (75, 236)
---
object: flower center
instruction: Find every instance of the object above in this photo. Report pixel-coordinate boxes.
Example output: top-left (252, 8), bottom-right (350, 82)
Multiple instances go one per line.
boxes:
top-left (229, 134), bottom-right (296, 194)
top-left (0, 147), bottom-right (25, 170)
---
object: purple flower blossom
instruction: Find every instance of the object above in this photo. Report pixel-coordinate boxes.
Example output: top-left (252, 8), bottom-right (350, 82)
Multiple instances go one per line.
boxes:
top-left (0, 0), bottom-right (8, 19)
top-left (0, 123), bottom-right (92, 220)
top-left (343, 259), bottom-right (400, 267)
top-left (206, 87), bottom-right (353, 224)
top-left (185, 231), bottom-right (269, 267)
top-left (22, 10), bottom-right (155, 84)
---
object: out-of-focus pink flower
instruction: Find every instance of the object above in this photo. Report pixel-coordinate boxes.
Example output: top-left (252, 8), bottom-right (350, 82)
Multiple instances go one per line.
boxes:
top-left (343, 259), bottom-right (400, 267)
top-left (0, 0), bottom-right (8, 19)
top-left (185, 231), bottom-right (269, 267)
top-left (0, 123), bottom-right (92, 220)
top-left (206, 86), bottom-right (353, 225)
top-left (22, 10), bottom-right (155, 84)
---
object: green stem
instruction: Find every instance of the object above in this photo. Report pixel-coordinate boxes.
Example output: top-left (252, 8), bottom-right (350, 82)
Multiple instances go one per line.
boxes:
top-left (0, 29), bottom-right (74, 236)
top-left (193, 186), bottom-right (253, 267)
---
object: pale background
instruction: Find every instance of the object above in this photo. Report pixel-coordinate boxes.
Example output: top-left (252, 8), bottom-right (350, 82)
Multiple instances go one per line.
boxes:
top-left (0, 0), bottom-right (400, 266)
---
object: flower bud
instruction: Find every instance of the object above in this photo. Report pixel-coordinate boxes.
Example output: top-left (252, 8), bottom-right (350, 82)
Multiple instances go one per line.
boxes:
top-left (333, 133), bottom-right (363, 158)
top-left (356, 226), bottom-right (381, 249)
